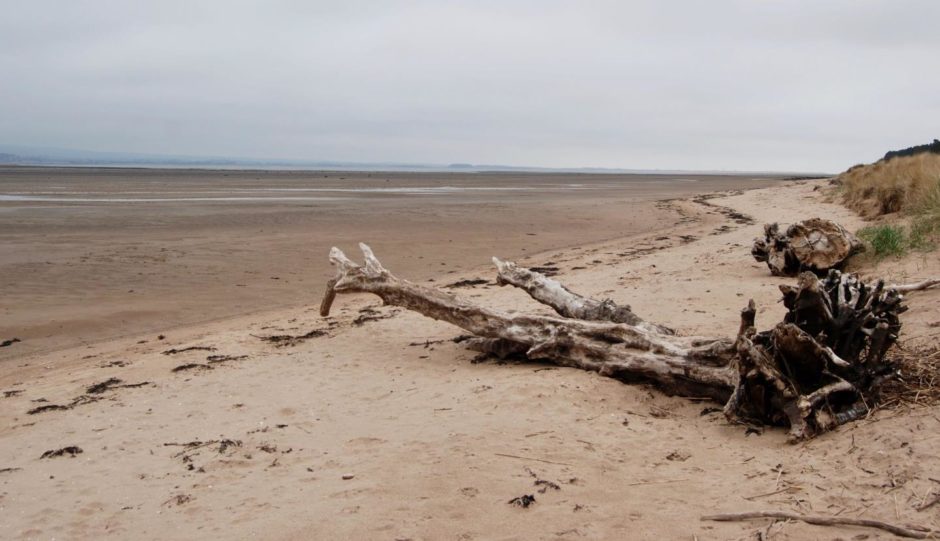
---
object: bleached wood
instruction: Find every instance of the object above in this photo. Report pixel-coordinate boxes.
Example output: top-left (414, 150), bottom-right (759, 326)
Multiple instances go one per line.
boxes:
top-left (752, 218), bottom-right (863, 276)
top-left (492, 257), bottom-right (674, 335)
top-left (321, 245), bottom-right (909, 441)
top-left (889, 278), bottom-right (940, 293)
top-left (701, 510), bottom-right (930, 539)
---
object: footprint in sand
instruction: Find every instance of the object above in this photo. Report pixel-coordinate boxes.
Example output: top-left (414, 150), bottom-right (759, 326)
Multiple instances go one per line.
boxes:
top-left (344, 437), bottom-right (387, 448)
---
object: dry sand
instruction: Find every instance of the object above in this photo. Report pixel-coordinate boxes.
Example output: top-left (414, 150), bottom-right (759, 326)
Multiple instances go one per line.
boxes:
top-left (2, 178), bottom-right (939, 540)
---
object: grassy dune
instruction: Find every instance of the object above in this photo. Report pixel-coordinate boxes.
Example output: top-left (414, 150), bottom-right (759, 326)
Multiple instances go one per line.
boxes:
top-left (838, 149), bottom-right (940, 217)
top-left (837, 142), bottom-right (940, 258)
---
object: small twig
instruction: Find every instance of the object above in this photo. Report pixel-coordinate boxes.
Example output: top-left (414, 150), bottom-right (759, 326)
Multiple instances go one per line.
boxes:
top-left (918, 492), bottom-right (940, 512)
top-left (701, 511), bottom-right (931, 539)
top-left (743, 486), bottom-right (800, 501)
top-left (625, 478), bottom-right (689, 487)
top-left (494, 453), bottom-right (571, 466)
top-left (524, 431), bottom-right (553, 438)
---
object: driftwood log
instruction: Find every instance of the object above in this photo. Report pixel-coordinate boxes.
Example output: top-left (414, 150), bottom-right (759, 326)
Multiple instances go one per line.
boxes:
top-left (701, 511), bottom-right (932, 539)
top-left (752, 218), bottom-right (863, 276)
top-left (321, 243), bottom-right (920, 442)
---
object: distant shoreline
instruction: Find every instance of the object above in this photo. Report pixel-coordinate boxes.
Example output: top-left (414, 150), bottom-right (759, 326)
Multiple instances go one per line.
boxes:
top-left (0, 162), bottom-right (831, 177)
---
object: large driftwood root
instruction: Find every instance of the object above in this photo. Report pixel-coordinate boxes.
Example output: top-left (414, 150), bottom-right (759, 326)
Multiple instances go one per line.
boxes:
top-left (752, 218), bottom-right (863, 276)
top-left (322, 244), bottom-right (911, 441)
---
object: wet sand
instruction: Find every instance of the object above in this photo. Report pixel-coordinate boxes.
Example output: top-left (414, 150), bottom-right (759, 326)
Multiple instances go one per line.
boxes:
top-left (0, 166), bottom-right (784, 361)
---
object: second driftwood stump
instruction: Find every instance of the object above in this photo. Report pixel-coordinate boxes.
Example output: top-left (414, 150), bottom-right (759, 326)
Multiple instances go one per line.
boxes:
top-left (752, 218), bottom-right (863, 276)
top-left (321, 243), bottom-right (910, 442)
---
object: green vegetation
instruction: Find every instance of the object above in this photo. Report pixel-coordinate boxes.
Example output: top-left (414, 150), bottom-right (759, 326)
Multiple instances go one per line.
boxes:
top-left (857, 213), bottom-right (939, 259)
top-left (858, 224), bottom-right (907, 258)
top-left (909, 214), bottom-right (939, 251)
top-left (841, 148), bottom-right (940, 259)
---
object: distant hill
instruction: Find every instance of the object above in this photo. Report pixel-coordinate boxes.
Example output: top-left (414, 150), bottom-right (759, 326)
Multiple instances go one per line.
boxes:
top-left (881, 139), bottom-right (940, 162)
top-left (0, 144), bottom-right (816, 176)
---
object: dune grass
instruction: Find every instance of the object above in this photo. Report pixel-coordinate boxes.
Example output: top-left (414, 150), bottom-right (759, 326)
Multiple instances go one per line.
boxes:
top-left (838, 149), bottom-right (940, 258)
top-left (838, 152), bottom-right (940, 217)
top-left (856, 213), bottom-right (939, 260)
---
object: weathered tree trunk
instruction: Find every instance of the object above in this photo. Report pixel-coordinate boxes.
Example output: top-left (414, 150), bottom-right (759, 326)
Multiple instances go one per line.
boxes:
top-left (321, 244), bottom-right (913, 441)
top-left (752, 218), bottom-right (863, 276)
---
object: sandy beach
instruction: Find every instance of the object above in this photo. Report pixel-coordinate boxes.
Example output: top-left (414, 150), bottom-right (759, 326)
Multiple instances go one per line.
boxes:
top-left (2, 175), bottom-right (938, 540)
top-left (0, 166), bottom-right (783, 361)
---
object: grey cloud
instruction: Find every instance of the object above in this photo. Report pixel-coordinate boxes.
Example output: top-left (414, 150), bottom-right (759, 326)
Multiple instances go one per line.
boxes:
top-left (1, 0), bottom-right (938, 171)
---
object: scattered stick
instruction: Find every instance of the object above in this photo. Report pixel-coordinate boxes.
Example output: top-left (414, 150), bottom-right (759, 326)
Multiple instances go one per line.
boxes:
top-left (889, 278), bottom-right (940, 293)
top-left (917, 492), bottom-right (940, 512)
top-left (625, 478), bottom-right (690, 487)
top-left (162, 346), bottom-right (217, 355)
top-left (494, 453), bottom-right (572, 467)
top-left (743, 487), bottom-right (800, 501)
top-left (701, 510), bottom-right (931, 539)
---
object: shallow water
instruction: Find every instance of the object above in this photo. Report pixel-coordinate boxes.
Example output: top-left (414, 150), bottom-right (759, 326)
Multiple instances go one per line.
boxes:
top-left (0, 194), bottom-right (351, 203)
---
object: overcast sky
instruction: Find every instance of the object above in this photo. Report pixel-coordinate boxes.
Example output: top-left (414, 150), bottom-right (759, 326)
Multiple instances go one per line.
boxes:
top-left (1, 1), bottom-right (938, 172)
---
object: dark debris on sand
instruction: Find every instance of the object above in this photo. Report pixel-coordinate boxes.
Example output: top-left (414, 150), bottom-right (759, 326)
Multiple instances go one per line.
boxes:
top-left (85, 378), bottom-right (151, 394)
top-left (529, 266), bottom-right (560, 276)
top-left (27, 394), bottom-right (103, 415)
top-left (255, 329), bottom-right (327, 347)
top-left (40, 446), bottom-right (83, 459)
top-left (163, 494), bottom-right (193, 507)
top-left (443, 278), bottom-right (490, 289)
top-left (164, 439), bottom-right (242, 470)
top-left (162, 346), bottom-right (218, 355)
top-left (0, 338), bottom-right (21, 348)
top-left (508, 494), bottom-right (536, 508)
top-left (206, 354), bottom-right (249, 363)
top-left (171, 363), bottom-right (212, 373)
top-left (352, 307), bottom-right (400, 326)
top-left (526, 467), bottom-right (562, 494)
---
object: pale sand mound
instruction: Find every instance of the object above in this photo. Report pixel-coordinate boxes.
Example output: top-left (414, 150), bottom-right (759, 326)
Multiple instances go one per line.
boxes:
top-left (1, 181), bottom-right (939, 540)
